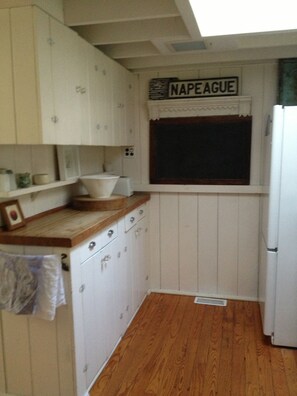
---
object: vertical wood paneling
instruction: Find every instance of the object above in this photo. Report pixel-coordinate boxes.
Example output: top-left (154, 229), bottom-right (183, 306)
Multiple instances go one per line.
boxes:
top-left (149, 193), bottom-right (161, 289)
top-left (238, 195), bottom-right (260, 299)
top-left (2, 313), bottom-right (32, 395)
top-left (179, 194), bottom-right (198, 292)
top-left (218, 195), bottom-right (239, 296)
top-left (198, 194), bottom-right (218, 294)
top-left (160, 193), bottom-right (179, 290)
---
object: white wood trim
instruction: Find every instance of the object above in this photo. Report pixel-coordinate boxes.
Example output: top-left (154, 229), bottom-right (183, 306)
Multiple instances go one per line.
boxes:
top-left (134, 183), bottom-right (262, 194)
top-left (147, 96), bottom-right (252, 120)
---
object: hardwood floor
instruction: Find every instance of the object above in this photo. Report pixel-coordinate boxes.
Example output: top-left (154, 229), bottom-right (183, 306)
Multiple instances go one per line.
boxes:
top-left (90, 293), bottom-right (297, 396)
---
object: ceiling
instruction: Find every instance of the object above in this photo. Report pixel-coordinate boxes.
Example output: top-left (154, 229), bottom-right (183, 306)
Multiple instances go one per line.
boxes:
top-left (63, 0), bottom-right (297, 71)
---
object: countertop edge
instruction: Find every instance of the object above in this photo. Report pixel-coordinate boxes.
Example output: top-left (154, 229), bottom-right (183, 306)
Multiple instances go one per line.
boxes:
top-left (0, 193), bottom-right (150, 248)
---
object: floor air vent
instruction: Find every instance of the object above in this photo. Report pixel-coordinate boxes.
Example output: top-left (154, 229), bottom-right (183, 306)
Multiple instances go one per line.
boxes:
top-left (194, 297), bottom-right (227, 307)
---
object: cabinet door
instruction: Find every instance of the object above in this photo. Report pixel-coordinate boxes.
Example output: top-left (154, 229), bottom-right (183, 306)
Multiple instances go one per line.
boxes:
top-left (0, 9), bottom-right (16, 143)
top-left (33, 7), bottom-right (57, 144)
top-left (50, 17), bottom-right (81, 144)
top-left (98, 239), bottom-right (118, 358)
top-left (125, 72), bottom-right (136, 146)
top-left (76, 36), bottom-right (91, 146)
top-left (88, 47), bottom-right (113, 145)
top-left (114, 219), bottom-right (131, 336)
top-left (111, 61), bottom-right (126, 145)
top-left (80, 252), bottom-right (106, 388)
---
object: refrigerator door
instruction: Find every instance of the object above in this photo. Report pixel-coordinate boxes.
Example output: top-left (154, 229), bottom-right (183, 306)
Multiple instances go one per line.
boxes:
top-left (265, 105), bottom-right (284, 250)
top-left (259, 247), bottom-right (277, 336)
top-left (273, 106), bottom-right (297, 347)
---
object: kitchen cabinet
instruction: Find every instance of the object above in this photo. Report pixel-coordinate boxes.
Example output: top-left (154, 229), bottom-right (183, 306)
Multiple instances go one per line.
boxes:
top-left (10, 6), bottom-right (89, 145)
top-left (111, 61), bottom-right (136, 146)
top-left (0, 9), bottom-right (16, 143)
top-left (3, 5), bottom-right (135, 146)
top-left (0, 197), bottom-right (150, 396)
top-left (78, 223), bottom-right (118, 389)
top-left (125, 204), bottom-right (150, 313)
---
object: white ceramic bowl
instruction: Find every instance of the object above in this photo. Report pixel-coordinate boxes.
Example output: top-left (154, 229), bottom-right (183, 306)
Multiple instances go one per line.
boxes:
top-left (79, 174), bottom-right (120, 198)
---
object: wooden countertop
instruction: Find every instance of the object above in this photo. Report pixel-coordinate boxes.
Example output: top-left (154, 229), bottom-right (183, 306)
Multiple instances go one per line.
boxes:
top-left (0, 193), bottom-right (150, 248)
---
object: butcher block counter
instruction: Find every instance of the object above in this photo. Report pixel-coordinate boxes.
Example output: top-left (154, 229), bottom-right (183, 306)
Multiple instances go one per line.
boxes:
top-left (0, 192), bottom-right (150, 248)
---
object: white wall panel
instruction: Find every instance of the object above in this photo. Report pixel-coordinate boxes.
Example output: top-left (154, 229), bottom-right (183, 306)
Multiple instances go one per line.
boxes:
top-left (149, 193), bottom-right (161, 289)
top-left (198, 194), bottom-right (218, 294)
top-left (218, 195), bottom-right (239, 296)
top-left (238, 195), bottom-right (260, 299)
top-left (178, 193), bottom-right (198, 292)
top-left (160, 193), bottom-right (179, 290)
top-left (150, 192), bottom-right (260, 300)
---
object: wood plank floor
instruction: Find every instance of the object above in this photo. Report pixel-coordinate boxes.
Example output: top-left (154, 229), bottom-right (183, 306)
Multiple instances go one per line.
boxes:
top-left (90, 293), bottom-right (297, 396)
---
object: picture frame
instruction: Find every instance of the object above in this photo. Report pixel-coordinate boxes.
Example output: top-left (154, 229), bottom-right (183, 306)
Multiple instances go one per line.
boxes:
top-left (57, 146), bottom-right (81, 181)
top-left (0, 200), bottom-right (26, 231)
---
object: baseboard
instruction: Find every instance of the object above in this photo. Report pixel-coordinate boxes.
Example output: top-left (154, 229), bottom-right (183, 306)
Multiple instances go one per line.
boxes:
top-left (149, 288), bottom-right (259, 302)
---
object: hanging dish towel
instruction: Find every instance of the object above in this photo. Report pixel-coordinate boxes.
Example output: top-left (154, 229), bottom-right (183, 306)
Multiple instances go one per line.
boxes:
top-left (0, 251), bottom-right (66, 320)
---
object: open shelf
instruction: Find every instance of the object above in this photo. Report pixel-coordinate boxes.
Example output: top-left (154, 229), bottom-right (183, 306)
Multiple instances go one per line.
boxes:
top-left (0, 179), bottom-right (78, 198)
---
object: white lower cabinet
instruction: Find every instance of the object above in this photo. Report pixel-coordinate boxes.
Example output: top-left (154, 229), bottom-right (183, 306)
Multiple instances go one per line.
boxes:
top-left (0, 203), bottom-right (149, 396)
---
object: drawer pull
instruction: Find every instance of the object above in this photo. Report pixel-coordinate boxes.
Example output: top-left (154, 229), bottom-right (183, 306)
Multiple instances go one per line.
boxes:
top-left (108, 229), bottom-right (114, 237)
top-left (139, 209), bottom-right (144, 215)
top-left (130, 216), bottom-right (135, 223)
top-left (88, 241), bottom-right (96, 250)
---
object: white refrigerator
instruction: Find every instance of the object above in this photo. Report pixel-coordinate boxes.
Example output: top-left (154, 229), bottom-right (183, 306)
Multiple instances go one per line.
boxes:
top-left (259, 105), bottom-right (297, 348)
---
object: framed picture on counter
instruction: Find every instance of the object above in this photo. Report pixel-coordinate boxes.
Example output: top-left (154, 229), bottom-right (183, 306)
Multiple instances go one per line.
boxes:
top-left (57, 146), bottom-right (81, 181)
top-left (0, 200), bottom-right (26, 231)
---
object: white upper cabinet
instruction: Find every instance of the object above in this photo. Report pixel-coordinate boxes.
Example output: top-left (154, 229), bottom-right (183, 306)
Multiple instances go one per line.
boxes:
top-left (0, 9), bottom-right (16, 144)
top-left (11, 6), bottom-right (89, 145)
top-left (6, 5), bottom-right (135, 146)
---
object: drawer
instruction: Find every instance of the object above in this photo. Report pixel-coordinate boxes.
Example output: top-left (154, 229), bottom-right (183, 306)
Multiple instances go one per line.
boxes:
top-left (79, 222), bottom-right (118, 263)
top-left (136, 204), bottom-right (146, 221)
top-left (124, 204), bottom-right (146, 231)
top-left (100, 222), bottom-right (118, 248)
top-left (79, 233), bottom-right (102, 263)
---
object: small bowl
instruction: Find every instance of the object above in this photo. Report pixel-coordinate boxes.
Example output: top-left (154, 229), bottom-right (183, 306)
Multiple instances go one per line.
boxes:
top-left (33, 174), bottom-right (49, 185)
top-left (79, 174), bottom-right (119, 198)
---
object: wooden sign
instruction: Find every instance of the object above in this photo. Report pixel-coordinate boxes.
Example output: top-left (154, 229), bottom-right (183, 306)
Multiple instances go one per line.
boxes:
top-left (149, 77), bottom-right (238, 100)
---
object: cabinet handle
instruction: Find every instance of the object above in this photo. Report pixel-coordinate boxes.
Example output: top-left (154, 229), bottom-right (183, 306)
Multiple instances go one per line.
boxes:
top-left (107, 229), bottom-right (114, 237)
top-left (75, 86), bottom-right (81, 93)
top-left (130, 216), bottom-right (135, 223)
top-left (79, 284), bottom-right (85, 293)
top-left (120, 313), bottom-right (123, 319)
top-left (88, 241), bottom-right (96, 250)
top-left (139, 209), bottom-right (144, 215)
top-left (83, 364), bottom-right (88, 373)
top-left (47, 37), bottom-right (54, 46)
top-left (96, 124), bottom-right (101, 130)
top-left (80, 87), bottom-right (86, 94)
top-left (51, 115), bottom-right (58, 123)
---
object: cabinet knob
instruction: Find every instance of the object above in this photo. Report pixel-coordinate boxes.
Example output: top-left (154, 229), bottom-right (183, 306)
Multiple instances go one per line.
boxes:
top-left (88, 241), bottom-right (96, 250)
top-left (51, 115), bottom-right (58, 123)
top-left (96, 124), bottom-right (101, 130)
top-left (80, 87), bottom-right (86, 94)
top-left (75, 86), bottom-right (81, 93)
top-left (107, 229), bottom-right (114, 237)
top-left (139, 209), bottom-right (144, 215)
top-left (130, 216), bottom-right (135, 223)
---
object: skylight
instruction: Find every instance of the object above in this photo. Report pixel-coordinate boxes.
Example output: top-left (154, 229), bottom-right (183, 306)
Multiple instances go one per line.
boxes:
top-left (189, 0), bottom-right (297, 37)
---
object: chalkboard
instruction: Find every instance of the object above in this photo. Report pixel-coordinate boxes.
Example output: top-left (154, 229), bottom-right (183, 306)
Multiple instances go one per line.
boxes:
top-left (150, 115), bottom-right (252, 185)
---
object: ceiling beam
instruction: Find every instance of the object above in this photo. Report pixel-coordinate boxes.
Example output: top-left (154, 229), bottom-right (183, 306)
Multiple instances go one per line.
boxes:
top-left (98, 42), bottom-right (160, 59)
top-left (118, 45), bottom-right (297, 71)
top-left (72, 17), bottom-right (189, 45)
top-left (63, 0), bottom-right (180, 26)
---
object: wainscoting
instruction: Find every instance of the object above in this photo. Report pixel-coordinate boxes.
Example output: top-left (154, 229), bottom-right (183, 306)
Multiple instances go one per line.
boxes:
top-left (149, 192), bottom-right (260, 301)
